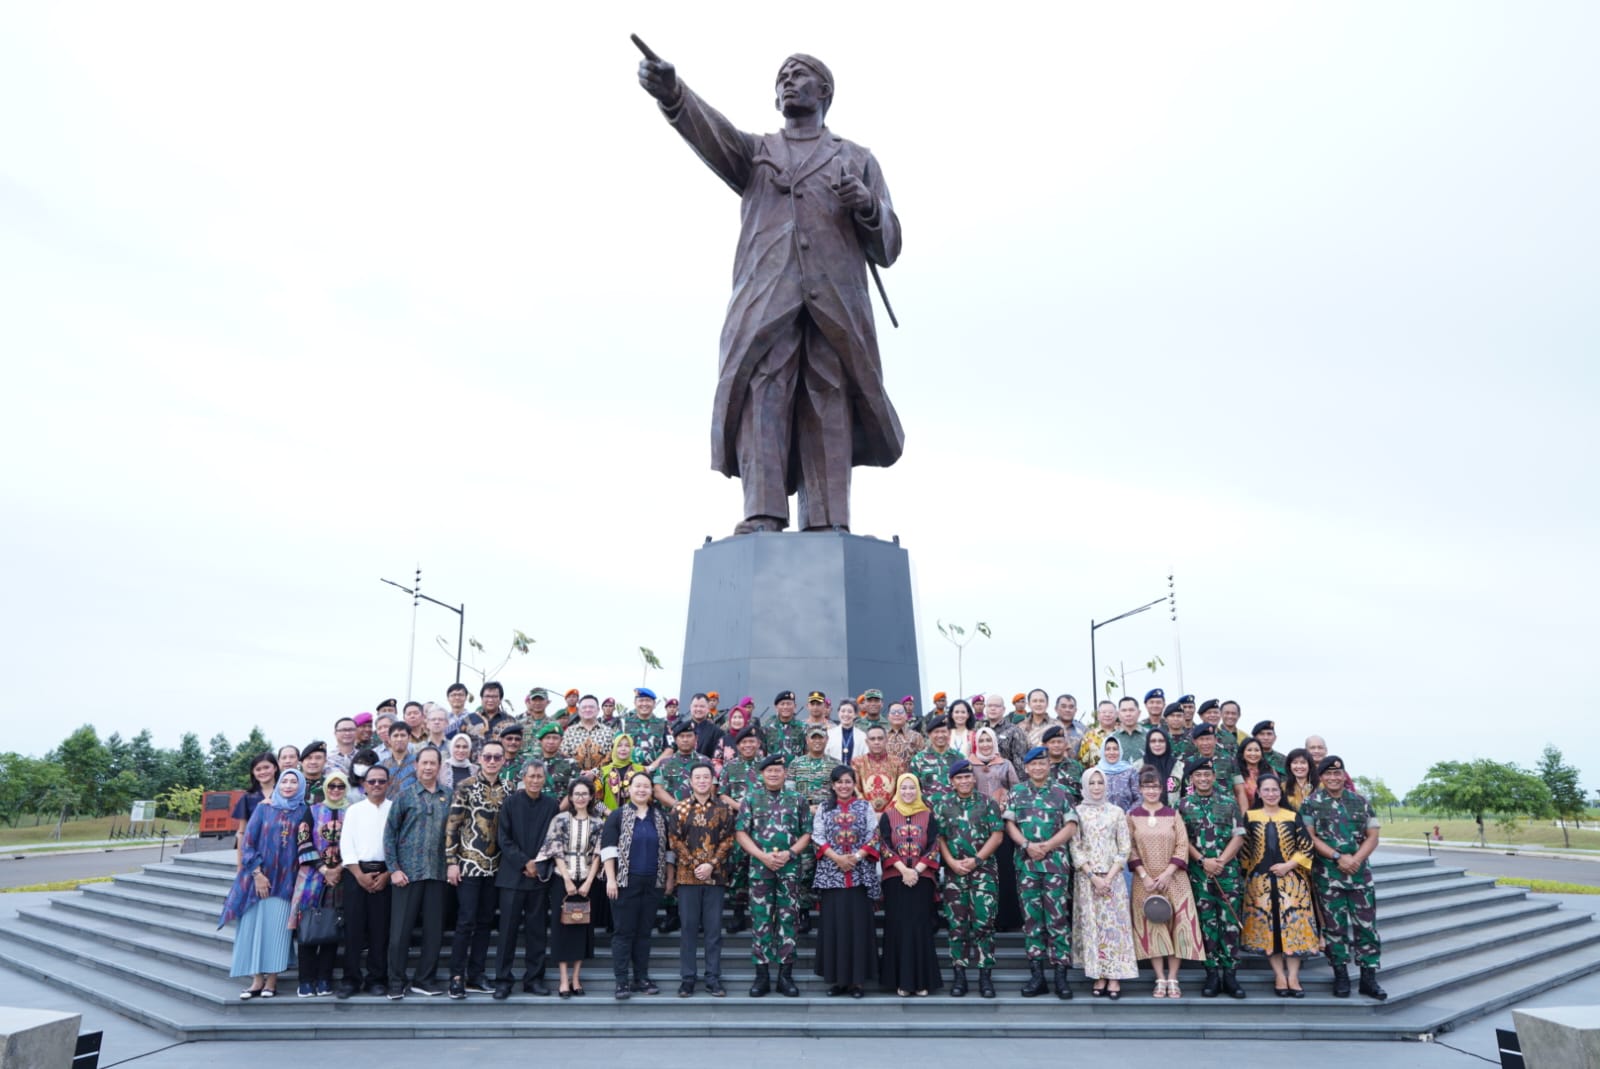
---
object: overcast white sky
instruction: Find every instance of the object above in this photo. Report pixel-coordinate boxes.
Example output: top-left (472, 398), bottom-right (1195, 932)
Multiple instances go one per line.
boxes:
top-left (3, 3), bottom-right (1596, 794)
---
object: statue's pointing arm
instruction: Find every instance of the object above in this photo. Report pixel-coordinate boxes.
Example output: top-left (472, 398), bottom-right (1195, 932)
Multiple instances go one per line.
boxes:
top-left (639, 56), bottom-right (756, 195)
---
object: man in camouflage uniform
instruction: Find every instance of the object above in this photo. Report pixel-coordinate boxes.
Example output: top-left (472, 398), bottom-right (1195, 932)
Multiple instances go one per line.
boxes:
top-left (1165, 703), bottom-right (1197, 763)
top-left (1004, 746), bottom-right (1079, 999)
top-left (495, 723), bottom-right (528, 787)
top-left (786, 725), bottom-right (834, 932)
top-left (1177, 756), bottom-right (1247, 998)
top-left (1042, 725), bottom-right (1085, 805)
top-left (718, 724), bottom-right (764, 932)
top-left (620, 687), bottom-right (668, 767)
top-left (909, 716), bottom-right (960, 806)
top-left (1301, 755), bottom-right (1386, 1000)
top-left (531, 724), bottom-right (578, 802)
top-left (1252, 720), bottom-right (1289, 778)
top-left (935, 758), bottom-right (1005, 998)
top-left (1187, 724), bottom-right (1237, 799)
top-left (734, 755), bottom-right (811, 998)
top-left (762, 690), bottom-right (806, 759)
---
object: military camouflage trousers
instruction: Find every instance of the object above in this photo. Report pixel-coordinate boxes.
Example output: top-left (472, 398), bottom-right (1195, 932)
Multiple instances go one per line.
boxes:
top-left (727, 850), bottom-right (749, 907)
top-left (1192, 862), bottom-right (1244, 970)
top-left (1016, 866), bottom-right (1072, 965)
top-left (1319, 882), bottom-right (1380, 968)
top-left (941, 866), bottom-right (998, 968)
top-left (797, 846), bottom-right (817, 912)
top-left (747, 862), bottom-right (800, 966)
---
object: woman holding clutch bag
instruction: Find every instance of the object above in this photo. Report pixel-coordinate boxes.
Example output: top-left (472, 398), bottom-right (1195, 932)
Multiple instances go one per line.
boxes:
top-left (539, 777), bottom-right (607, 998)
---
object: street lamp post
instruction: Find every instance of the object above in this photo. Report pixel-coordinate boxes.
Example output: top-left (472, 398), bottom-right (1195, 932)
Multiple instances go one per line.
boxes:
top-left (1090, 595), bottom-right (1170, 702)
top-left (381, 571), bottom-right (466, 692)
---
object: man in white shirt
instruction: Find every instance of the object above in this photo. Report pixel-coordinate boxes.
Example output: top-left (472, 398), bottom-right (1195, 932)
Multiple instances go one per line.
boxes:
top-left (339, 768), bottom-right (394, 998)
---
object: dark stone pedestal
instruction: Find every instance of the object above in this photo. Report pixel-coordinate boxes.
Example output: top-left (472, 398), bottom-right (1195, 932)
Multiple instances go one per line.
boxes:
top-left (680, 531), bottom-right (921, 716)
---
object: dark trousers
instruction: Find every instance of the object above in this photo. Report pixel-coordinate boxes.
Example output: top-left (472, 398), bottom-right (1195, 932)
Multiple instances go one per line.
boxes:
top-left (388, 878), bottom-right (446, 984)
top-left (677, 884), bottom-right (726, 982)
top-left (343, 881), bottom-right (391, 986)
top-left (450, 875), bottom-right (497, 979)
top-left (496, 883), bottom-right (552, 982)
top-left (298, 939), bottom-right (339, 985)
top-left (611, 878), bottom-right (659, 984)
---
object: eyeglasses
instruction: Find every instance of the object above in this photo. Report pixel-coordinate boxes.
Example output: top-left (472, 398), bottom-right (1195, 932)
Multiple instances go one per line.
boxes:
top-left (326, 784), bottom-right (347, 791)
top-left (364, 778), bottom-right (389, 786)
top-left (481, 754), bottom-right (505, 762)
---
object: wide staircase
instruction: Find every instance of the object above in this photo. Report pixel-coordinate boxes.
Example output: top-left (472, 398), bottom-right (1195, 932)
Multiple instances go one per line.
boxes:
top-left (0, 849), bottom-right (1594, 1041)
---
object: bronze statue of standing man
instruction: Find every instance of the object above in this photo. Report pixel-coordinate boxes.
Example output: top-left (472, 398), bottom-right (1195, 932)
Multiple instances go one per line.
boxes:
top-left (637, 45), bottom-right (904, 535)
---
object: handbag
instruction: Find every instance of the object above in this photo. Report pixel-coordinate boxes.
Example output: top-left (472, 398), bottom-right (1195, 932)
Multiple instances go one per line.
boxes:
top-left (560, 894), bottom-right (591, 926)
top-left (1142, 893), bottom-right (1174, 925)
top-left (298, 887), bottom-right (344, 946)
top-left (534, 858), bottom-right (555, 882)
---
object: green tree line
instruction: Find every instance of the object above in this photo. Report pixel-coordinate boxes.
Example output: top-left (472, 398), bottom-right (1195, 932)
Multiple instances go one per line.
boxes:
top-left (0, 724), bottom-right (273, 827)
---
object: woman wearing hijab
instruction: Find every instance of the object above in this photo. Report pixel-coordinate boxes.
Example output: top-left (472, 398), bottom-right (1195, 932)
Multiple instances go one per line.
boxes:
top-left (1236, 738), bottom-right (1267, 814)
top-left (812, 765), bottom-right (880, 997)
top-left (597, 735), bottom-right (646, 811)
top-left (1240, 773), bottom-right (1321, 996)
top-left (1141, 727), bottom-right (1182, 805)
top-left (291, 767), bottom-right (348, 997)
top-left (714, 706), bottom-right (754, 773)
top-left (970, 726), bottom-right (1023, 932)
top-left (877, 773), bottom-right (943, 996)
top-left (1097, 737), bottom-right (1138, 811)
top-left (442, 733), bottom-right (477, 793)
top-left (1070, 766), bottom-right (1136, 998)
top-left (946, 700), bottom-right (977, 756)
top-left (219, 768), bottom-right (307, 999)
top-left (1127, 767), bottom-right (1206, 997)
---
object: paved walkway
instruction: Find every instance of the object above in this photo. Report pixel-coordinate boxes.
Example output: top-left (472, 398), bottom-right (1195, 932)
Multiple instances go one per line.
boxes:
top-left (1387, 845), bottom-right (1600, 886)
top-left (1, 888), bottom-right (1595, 1067)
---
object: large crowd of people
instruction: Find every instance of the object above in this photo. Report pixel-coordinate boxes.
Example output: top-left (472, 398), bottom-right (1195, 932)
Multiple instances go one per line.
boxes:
top-left (221, 683), bottom-right (1387, 1004)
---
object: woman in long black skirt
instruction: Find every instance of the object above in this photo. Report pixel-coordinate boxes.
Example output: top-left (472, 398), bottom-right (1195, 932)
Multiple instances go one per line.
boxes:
top-left (878, 774), bottom-right (943, 996)
top-left (539, 777), bottom-right (605, 997)
top-left (812, 766), bottom-right (880, 997)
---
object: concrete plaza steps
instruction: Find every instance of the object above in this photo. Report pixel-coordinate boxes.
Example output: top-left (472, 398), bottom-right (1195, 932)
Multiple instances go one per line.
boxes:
top-left (0, 849), bottom-right (1595, 1041)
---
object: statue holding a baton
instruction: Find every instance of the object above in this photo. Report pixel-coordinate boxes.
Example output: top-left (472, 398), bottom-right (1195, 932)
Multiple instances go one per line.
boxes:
top-left (635, 36), bottom-right (904, 535)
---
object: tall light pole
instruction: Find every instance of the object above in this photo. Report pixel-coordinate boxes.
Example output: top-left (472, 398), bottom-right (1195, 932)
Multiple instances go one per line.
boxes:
top-left (381, 571), bottom-right (467, 692)
top-left (1090, 594), bottom-right (1170, 702)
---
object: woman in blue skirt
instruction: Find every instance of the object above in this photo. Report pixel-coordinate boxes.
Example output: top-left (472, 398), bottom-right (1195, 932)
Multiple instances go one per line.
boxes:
top-left (220, 768), bottom-right (307, 998)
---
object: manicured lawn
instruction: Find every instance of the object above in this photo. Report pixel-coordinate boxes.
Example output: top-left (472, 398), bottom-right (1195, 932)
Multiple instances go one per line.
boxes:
top-left (0, 815), bottom-right (173, 849)
top-left (1380, 812), bottom-right (1600, 851)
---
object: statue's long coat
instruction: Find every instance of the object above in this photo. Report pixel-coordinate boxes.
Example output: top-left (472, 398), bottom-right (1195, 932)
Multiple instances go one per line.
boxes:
top-left (662, 87), bottom-right (904, 487)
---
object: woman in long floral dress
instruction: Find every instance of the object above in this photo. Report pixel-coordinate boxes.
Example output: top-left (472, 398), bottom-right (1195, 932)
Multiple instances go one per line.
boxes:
top-left (1127, 768), bottom-right (1206, 998)
top-left (1070, 767), bottom-right (1137, 998)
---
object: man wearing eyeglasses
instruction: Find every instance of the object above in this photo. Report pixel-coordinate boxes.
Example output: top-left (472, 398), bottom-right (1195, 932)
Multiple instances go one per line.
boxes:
top-left (446, 739), bottom-right (509, 999)
top-left (384, 747), bottom-right (451, 999)
top-left (339, 766), bottom-right (393, 998)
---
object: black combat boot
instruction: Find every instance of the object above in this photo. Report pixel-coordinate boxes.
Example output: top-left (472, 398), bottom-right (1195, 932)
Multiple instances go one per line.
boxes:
top-left (950, 966), bottom-right (968, 997)
top-left (748, 964), bottom-right (770, 998)
top-left (1021, 960), bottom-right (1048, 997)
top-left (978, 969), bottom-right (996, 999)
top-left (1358, 967), bottom-right (1388, 1001)
top-left (1221, 969), bottom-right (1247, 999)
top-left (1331, 964), bottom-right (1351, 998)
top-left (777, 963), bottom-right (800, 997)
top-left (1053, 964), bottom-right (1073, 1000)
top-left (1201, 968), bottom-right (1222, 998)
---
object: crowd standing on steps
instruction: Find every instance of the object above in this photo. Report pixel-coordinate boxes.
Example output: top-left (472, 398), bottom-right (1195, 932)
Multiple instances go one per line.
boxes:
top-left (218, 683), bottom-right (1387, 1003)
